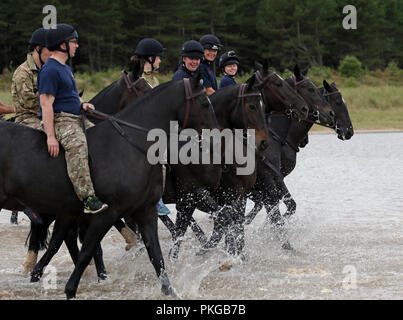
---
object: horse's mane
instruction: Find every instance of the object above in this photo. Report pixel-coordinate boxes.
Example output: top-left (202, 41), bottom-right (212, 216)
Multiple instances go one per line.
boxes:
top-left (116, 79), bottom-right (178, 118)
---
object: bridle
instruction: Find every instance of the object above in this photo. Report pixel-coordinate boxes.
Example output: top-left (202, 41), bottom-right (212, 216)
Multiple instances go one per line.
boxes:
top-left (236, 83), bottom-right (264, 130)
top-left (181, 78), bottom-right (207, 133)
top-left (122, 70), bottom-right (150, 105)
top-left (291, 75), bottom-right (335, 129)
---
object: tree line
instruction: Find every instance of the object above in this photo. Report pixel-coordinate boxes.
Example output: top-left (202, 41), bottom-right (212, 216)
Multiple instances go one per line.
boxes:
top-left (0, 0), bottom-right (402, 75)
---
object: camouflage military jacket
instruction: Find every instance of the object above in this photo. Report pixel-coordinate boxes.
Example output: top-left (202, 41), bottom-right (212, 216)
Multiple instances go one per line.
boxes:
top-left (142, 70), bottom-right (159, 88)
top-left (11, 53), bottom-right (40, 121)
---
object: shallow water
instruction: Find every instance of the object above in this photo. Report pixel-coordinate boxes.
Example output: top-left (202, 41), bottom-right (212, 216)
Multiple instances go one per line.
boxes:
top-left (1, 132), bottom-right (402, 300)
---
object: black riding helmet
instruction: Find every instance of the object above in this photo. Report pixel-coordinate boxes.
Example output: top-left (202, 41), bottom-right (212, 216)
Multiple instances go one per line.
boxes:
top-left (219, 51), bottom-right (240, 70)
top-left (134, 38), bottom-right (164, 70)
top-left (29, 28), bottom-right (48, 65)
top-left (180, 40), bottom-right (204, 59)
top-left (199, 34), bottom-right (222, 50)
top-left (46, 23), bottom-right (78, 59)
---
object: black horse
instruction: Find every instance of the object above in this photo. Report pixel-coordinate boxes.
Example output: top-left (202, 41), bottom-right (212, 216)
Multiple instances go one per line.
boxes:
top-left (169, 62), bottom-right (310, 259)
top-left (0, 72), bottom-right (218, 299)
top-left (243, 65), bottom-right (336, 249)
top-left (22, 62), bottom-right (151, 276)
top-left (245, 78), bottom-right (353, 232)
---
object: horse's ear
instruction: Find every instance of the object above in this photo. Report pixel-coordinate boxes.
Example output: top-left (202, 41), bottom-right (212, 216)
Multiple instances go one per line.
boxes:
top-left (294, 64), bottom-right (303, 80)
top-left (246, 73), bottom-right (256, 91)
top-left (254, 61), bottom-right (263, 71)
top-left (331, 81), bottom-right (336, 87)
top-left (323, 79), bottom-right (332, 92)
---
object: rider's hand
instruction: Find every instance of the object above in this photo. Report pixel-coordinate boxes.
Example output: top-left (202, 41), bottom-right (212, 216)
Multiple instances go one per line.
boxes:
top-left (47, 136), bottom-right (59, 158)
top-left (81, 103), bottom-right (95, 111)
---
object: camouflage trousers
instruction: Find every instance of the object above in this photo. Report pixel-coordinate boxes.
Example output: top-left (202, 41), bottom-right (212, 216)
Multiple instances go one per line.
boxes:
top-left (42, 112), bottom-right (95, 201)
top-left (15, 115), bottom-right (42, 130)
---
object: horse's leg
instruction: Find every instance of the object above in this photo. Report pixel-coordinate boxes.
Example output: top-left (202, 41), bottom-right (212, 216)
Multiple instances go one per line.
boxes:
top-left (263, 182), bottom-right (293, 251)
top-left (113, 218), bottom-right (137, 250)
top-left (64, 211), bottom-right (118, 299)
top-left (77, 221), bottom-right (107, 281)
top-left (23, 214), bottom-right (55, 274)
top-left (64, 224), bottom-right (80, 265)
top-left (244, 200), bottom-right (264, 225)
top-left (169, 202), bottom-right (196, 260)
top-left (201, 204), bottom-right (233, 251)
top-left (158, 215), bottom-right (176, 239)
top-left (136, 206), bottom-right (177, 298)
top-left (31, 215), bottom-right (76, 282)
top-left (283, 191), bottom-right (297, 218)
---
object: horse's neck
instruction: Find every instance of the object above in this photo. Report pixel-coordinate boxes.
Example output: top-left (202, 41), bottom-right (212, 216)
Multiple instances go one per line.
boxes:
top-left (116, 84), bottom-right (180, 133)
top-left (287, 119), bottom-right (313, 145)
top-left (211, 89), bottom-right (238, 129)
top-left (268, 115), bottom-right (292, 141)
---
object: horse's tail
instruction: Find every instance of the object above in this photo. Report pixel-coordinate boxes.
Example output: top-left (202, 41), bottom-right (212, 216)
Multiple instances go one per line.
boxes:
top-left (25, 222), bottom-right (49, 251)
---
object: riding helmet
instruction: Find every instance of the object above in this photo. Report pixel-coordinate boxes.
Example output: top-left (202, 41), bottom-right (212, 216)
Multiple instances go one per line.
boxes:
top-left (46, 23), bottom-right (78, 51)
top-left (219, 51), bottom-right (240, 69)
top-left (180, 40), bottom-right (204, 59)
top-left (134, 38), bottom-right (165, 57)
top-left (199, 34), bottom-right (222, 50)
top-left (29, 28), bottom-right (48, 47)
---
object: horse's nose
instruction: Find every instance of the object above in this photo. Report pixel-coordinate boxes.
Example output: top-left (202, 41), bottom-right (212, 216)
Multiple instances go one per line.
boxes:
top-left (301, 105), bottom-right (309, 115)
top-left (329, 110), bottom-right (335, 118)
top-left (345, 128), bottom-right (354, 140)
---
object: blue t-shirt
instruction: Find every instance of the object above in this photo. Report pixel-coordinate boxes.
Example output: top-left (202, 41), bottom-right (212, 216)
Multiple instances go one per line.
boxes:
top-left (199, 59), bottom-right (217, 90)
top-left (172, 64), bottom-right (197, 81)
top-left (219, 75), bottom-right (237, 89)
top-left (37, 58), bottom-right (81, 117)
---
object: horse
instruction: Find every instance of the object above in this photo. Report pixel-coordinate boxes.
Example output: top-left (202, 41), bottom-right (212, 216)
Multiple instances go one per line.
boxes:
top-left (243, 65), bottom-right (336, 249)
top-left (169, 62), bottom-right (311, 259)
top-left (0, 72), bottom-right (218, 299)
top-left (23, 61), bottom-right (151, 278)
top-left (245, 78), bottom-right (353, 237)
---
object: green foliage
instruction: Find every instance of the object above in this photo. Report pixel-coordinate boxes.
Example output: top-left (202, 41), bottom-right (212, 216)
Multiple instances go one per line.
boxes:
top-left (0, 0), bottom-right (402, 75)
top-left (343, 77), bottom-right (359, 88)
top-left (339, 56), bottom-right (363, 78)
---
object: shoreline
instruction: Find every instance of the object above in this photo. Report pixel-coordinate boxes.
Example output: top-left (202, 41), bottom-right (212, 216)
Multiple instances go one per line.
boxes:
top-left (310, 129), bottom-right (403, 135)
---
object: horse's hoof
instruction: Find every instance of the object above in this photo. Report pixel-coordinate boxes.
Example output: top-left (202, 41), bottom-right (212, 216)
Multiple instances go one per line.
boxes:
top-left (161, 285), bottom-right (180, 299)
top-left (97, 273), bottom-right (107, 281)
top-left (30, 271), bottom-right (42, 282)
top-left (65, 286), bottom-right (76, 300)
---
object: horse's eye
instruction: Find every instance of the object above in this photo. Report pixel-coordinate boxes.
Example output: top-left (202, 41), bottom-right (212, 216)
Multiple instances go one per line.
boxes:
top-left (276, 82), bottom-right (282, 87)
top-left (308, 88), bottom-right (315, 93)
top-left (249, 104), bottom-right (256, 110)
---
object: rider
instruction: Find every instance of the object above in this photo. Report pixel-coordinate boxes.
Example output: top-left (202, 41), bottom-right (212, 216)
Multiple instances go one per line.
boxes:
top-left (133, 38), bottom-right (170, 216)
top-left (218, 50), bottom-right (240, 89)
top-left (133, 38), bottom-right (164, 88)
top-left (38, 23), bottom-right (108, 214)
top-left (172, 40), bottom-right (204, 81)
top-left (12, 27), bottom-right (52, 130)
top-left (199, 34), bottom-right (222, 95)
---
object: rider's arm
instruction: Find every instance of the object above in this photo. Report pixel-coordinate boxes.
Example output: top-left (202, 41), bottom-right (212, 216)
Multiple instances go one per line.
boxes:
top-left (0, 101), bottom-right (14, 115)
top-left (205, 87), bottom-right (215, 96)
top-left (40, 93), bottom-right (59, 158)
